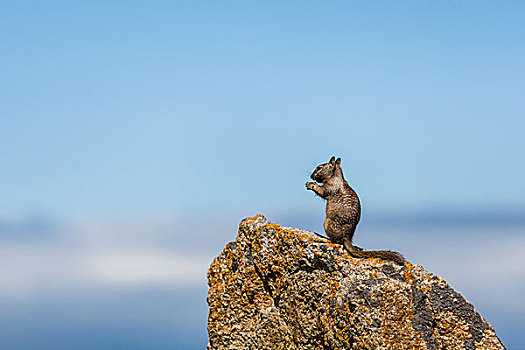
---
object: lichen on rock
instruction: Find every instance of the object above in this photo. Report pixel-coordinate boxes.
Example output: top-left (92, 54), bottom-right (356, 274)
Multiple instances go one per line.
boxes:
top-left (207, 214), bottom-right (505, 350)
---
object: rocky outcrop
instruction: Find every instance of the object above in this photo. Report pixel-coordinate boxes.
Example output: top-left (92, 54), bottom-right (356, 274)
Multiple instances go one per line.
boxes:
top-left (207, 215), bottom-right (505, 349)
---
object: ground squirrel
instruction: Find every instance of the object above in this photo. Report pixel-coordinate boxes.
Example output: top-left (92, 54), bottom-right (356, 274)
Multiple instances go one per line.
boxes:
top-left (306, 156), bottom-right (405, 265)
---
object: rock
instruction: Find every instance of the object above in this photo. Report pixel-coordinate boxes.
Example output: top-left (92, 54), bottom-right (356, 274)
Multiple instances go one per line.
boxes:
top-left (207, 214), bottom-right (505, 349)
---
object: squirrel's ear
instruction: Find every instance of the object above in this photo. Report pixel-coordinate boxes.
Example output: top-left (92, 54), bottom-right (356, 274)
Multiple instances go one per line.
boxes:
top-left (336, 158), bottom-right (341, 166)
top-left (329, 156), bottom-right (336, 164)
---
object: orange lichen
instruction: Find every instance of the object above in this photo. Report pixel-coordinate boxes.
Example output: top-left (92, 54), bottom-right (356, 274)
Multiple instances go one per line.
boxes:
top-left (208, 215), bottom-right (505, 350)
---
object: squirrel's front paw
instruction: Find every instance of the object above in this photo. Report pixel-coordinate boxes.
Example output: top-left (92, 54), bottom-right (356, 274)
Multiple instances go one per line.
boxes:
top-left (305, 182), bottom-right (316, 190)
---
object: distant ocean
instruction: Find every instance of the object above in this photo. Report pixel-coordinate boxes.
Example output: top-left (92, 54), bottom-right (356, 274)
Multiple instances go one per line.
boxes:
top-left (1, 212), bottom-right (522, 349)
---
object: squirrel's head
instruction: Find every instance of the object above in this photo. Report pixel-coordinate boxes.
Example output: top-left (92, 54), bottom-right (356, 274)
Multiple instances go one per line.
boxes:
top-left (310, 156), bottom-right (342, 183)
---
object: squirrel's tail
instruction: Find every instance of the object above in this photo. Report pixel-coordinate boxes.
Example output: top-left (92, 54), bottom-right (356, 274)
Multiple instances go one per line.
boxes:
top-left (343, 238), bottom-right (405, 266)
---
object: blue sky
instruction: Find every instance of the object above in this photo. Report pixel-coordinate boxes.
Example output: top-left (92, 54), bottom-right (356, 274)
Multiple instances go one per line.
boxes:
top-left (1, 1), bottom-right (524, 349)
top-left (2, 1), bottom-right (524, 218)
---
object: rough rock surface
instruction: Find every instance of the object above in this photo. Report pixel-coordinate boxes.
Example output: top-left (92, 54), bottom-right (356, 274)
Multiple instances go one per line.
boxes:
top-left (207, 215), bottom-right (505, 350)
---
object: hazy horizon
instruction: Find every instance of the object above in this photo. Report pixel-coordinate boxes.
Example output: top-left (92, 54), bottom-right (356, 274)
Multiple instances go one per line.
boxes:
top-left (1, 209), bottom-right (524, 348)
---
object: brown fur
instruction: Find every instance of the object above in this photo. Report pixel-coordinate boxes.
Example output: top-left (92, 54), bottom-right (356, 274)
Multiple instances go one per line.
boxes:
top-left (306, 157), bottom-right (405, 265)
